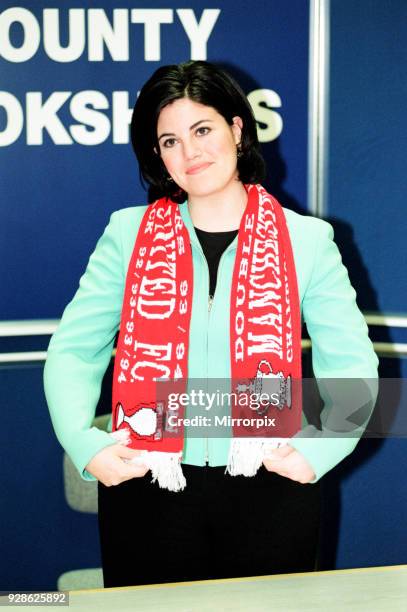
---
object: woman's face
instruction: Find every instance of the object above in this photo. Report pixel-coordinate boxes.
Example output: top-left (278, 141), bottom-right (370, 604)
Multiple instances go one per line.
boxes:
top-left (156, 98), bottom-right (243, 199)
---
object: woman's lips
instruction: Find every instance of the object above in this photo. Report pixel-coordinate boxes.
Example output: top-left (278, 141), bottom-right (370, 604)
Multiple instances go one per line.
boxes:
top-left (186, 162), bottom-right (212, 175)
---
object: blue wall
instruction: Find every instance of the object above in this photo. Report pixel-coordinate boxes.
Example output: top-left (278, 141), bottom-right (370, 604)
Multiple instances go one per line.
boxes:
top-left (0, 0), bottom-right (308, 320)
top-left (324, 0), bottom-right (407, 570)
top-left (0, 0), bottom-right (310, 589)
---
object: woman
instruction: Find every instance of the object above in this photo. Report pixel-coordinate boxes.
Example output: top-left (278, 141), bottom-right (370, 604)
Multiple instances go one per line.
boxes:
top-left (44, 60), bottom-right (378, 588)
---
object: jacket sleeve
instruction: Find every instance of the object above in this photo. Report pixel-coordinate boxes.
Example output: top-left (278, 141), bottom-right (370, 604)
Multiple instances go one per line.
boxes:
top-left (43, 211), bottom-right (125, 481)
top-left (289, 218), bottom-right (379, 482)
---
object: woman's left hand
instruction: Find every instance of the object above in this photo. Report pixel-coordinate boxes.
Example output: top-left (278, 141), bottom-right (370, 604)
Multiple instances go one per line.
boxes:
top-left (262, 444), bottom-right (316, 484)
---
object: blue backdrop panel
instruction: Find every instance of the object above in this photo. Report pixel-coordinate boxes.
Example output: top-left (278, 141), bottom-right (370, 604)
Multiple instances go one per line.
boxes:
top-left (327, 0), bottom-right (407, 314)
top-left (327, 0), bottom-right (407, 571)
top-left (0, 363), bottom-right (102, 590)
top-left (0, 0), bottom-right (309, 321)
top-left (0, 0), bottom-right (309, 591)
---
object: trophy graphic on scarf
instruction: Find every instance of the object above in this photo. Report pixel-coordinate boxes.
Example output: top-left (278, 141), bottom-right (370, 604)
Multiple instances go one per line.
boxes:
top-left (115, 401), bottom-right (164, 440)
top-left (236, 359), bottom-right (292, 415)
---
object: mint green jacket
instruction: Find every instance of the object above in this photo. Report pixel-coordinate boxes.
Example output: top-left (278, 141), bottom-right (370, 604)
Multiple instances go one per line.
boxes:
top-left (43, 201), bottom-right (379, 483)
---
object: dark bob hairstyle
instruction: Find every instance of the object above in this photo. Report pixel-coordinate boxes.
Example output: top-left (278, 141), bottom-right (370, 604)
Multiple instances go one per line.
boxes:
top-left (131, 60), bottom-right (266, 203)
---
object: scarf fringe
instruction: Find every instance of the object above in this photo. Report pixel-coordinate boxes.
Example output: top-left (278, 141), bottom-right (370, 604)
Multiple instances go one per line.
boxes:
top-left (225, 438), bottom-right (289, 477)
top-left (110, 430), bottom-right (186, 492)
top-left (147, 452), bottom-right (186, 492)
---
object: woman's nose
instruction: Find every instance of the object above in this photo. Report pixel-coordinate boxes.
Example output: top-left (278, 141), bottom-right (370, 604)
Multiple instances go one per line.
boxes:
top-left (183, 138), bottom-right (201, 160)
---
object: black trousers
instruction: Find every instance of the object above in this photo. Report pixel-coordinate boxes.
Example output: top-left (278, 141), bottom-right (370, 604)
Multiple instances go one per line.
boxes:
top-left (97, 464), bottom-right (322, 588)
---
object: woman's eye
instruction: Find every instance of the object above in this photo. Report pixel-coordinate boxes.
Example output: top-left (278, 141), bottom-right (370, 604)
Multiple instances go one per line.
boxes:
top-left (196, 126), bottom-right (210, 136)
top-left (163, 138), bottom-right (177, 148)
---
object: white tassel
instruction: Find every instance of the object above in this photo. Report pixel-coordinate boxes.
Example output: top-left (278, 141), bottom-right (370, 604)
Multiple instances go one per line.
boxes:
top-left (110, 430), bottom-right (186, 492)
top-left (147, 451), bottom-right (186, 492)
top-left (110, 430), bottom-right (289, 488)
top-left (225, 438), bottom-right (289, 477)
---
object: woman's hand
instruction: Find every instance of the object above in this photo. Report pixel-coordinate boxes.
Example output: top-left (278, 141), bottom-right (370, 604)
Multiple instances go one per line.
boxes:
top-left (262, 444), bottom-right (316, 484)
top-left (85, 444), bottom-right (149, 486)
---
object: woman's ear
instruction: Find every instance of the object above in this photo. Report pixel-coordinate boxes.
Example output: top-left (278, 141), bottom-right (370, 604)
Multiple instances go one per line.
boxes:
top-left (231, 116), bottom-right (243, 145)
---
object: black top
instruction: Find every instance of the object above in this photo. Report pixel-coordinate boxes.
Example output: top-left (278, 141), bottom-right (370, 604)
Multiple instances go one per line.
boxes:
top-left (194, 226), bottom-right (239, 298)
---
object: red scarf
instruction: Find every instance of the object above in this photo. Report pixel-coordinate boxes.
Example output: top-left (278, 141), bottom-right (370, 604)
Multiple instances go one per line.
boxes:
top-left (111, 184), bottom-right (302, 491)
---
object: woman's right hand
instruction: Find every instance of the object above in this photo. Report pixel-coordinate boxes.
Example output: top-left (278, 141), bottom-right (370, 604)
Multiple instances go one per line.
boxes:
top-left (85, 444), bottom-right (149, 486)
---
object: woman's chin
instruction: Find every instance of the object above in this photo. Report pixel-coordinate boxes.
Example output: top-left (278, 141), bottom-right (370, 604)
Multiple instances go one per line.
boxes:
top-left (185, 178), bottom-right (234, 199)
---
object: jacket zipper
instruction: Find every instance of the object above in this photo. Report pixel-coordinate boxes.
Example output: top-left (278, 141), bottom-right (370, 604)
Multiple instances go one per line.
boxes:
top-left (205, 246), bottom-right (236, 462)
top-left (195, 240), bottom-right (237, 464)
top-left (192, 247), bottom-right (211, 463)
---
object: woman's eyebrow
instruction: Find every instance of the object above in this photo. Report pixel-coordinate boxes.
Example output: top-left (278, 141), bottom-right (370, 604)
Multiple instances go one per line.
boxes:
top-left (158, 119), bottom-right (213, 141)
